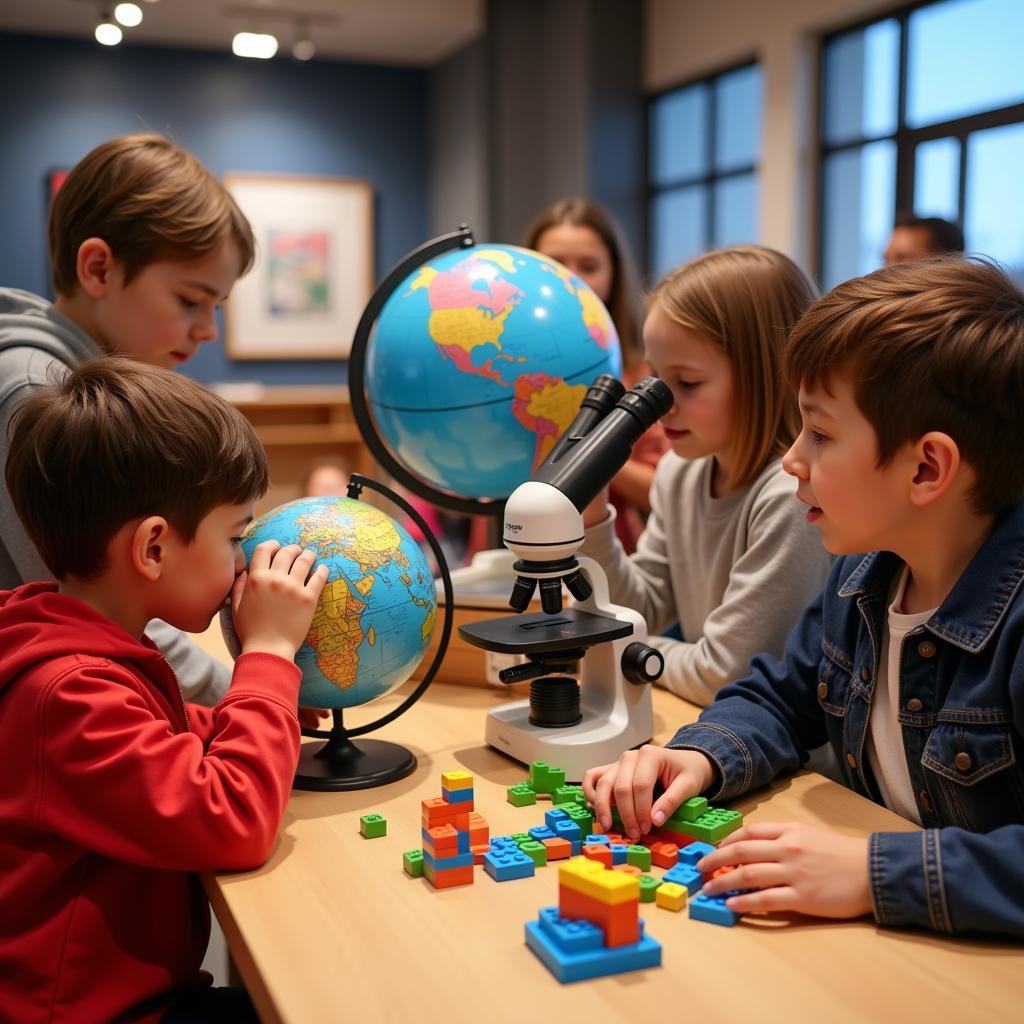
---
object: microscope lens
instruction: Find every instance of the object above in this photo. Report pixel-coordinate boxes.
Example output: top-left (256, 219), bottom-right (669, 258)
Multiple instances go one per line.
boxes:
top-left (564, 570), bottom-right (592, 602)
top-left (508, 575), bottom-right (537, 612)
top-left (539, 577), bottom-right (563, 614)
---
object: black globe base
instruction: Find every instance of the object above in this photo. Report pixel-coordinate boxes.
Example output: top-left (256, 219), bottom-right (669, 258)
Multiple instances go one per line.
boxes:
top-left (294, 733), bottom-right (417, 791)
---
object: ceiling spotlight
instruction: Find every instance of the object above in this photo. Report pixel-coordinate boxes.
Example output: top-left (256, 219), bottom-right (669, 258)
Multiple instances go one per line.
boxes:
top-left (95, 14), bottom-right (123, 45)
top-left (232, 31), bottom-right (279, 59)
top-left (114, 3), bottom-right (142, 26)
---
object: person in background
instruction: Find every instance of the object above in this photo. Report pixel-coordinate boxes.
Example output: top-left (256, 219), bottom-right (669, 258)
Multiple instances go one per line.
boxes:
top-left (302, 455), bottom-right (351, 498)
top-left (0, 132), bottom-right (254, 706)
top-left (524, 198), bottom-right (669, 553)
top-left (883, 213), bottom-right (965, 266)
top-left (580, 246), bottom-right (832, 705)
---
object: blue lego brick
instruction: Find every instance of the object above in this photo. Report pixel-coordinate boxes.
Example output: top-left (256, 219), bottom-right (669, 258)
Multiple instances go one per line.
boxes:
top-left (554, 820), bottom-right (582, 843)
top-left (609, 843), bottom-right (629, 865)
top-left (489, 836), bottom-right (519, 851)
top-left (442, 786), bottom-right (474, 804)
top-left (676, 841), bottom-right (717, 866)
top-left (544, 808), bottom-right (570, 830)
top-left (689, 891), bottom-right (738, 927)
top-left (525, 911), bottom-right (662, 983)
top-left (662, 862), bottom-right (703, 895)
top-left (422, 849), bottom-right (475, 871)
top-left (536, 906), bottom-right (603, 953)
top-left (484, 848), bottom-right (536, 881)
top-left (529, 825), bottom-right (557, 843)
top-left (585, 834), bottom-right (611, 847)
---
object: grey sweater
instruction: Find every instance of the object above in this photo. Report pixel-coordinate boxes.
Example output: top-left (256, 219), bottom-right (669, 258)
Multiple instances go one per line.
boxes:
top-left (0, 288), bottom-right (230, 705)
top-left (580, 452), bottom-right (831, 706)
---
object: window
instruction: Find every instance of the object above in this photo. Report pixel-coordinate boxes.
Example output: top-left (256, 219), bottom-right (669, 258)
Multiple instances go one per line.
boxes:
top-left (819, 0), bottom-right (1024, 289)
top-left (648, 63), bottom-right (762, 282)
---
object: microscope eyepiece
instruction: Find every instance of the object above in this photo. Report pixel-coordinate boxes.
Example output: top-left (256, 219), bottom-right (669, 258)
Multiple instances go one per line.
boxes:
top-left (539, 577), bottom-right (564, 615)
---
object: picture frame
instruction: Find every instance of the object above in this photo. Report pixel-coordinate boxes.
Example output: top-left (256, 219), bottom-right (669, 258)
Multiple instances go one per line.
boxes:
top-left (223, 173), bottom-right (374, 360)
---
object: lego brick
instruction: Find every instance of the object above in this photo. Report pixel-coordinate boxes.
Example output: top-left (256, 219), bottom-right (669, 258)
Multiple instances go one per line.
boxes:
top-left (638, 874), bottom-right (661, 903)
top-left (441, 770), bottom-right (474, 791)
top-left (677, 841), bottom-right (717, 866)
top-left (423, 861), bottom-right (474, 889)
top-left (559, 860), bottom-right (639, 905)
top-left (528, 761), bottom-right (567, 795)
top-left (689, 891), bottom-right (738, 927)
top-left (529, 826), bottom-right (557, 843)
top-left (525, 913), bottom-right (661, 984)
top-left (422, 825), bottom-right (458, 854)
top-left (422, 849), bottom-right (474, 871)
top-left (489, 836), bottom-right (519, 851)
top-left (613, 864), bottom-right (643, 877)
top-left (470, 844), bottom-right (490, 865)
top-left (554, 821), bottom-right (583, 849)
top-left (585, 834), bottom-right (610, 847)
top-left (442, 786), bottom-right (474, 806)
top-left (656, 808), bottom-right (743, 845)
top-left (559, 885), bottom-right (640, 947)
top-left (649, 841), bottom-right (679, 869)
top-left (403, 849), bottom-right (424, 878)
top-left (609, 843), bottom-right (629, 865)
top-left (626, 845), bottom-right (652, 872)
top-left (507, 784), bottom-right (537, 807)
top-left (655, 882), bottom-right (687, 912)
top-left (552, 784), bottom-right (584, 806)
top-left (542, 837), bottom-right (573, 861)
top-left (544, 809), bottom-right (570, 830)
top-left (467, 814), bottom-right (489, 846)
top-left (360, 814), bottom-right (386, 839)
top-left (511, 832), bottom-right (532, 845)
top-left (484, 848), bottom-right (536, 881)
top-left (536, 906), bottom-right (603, 952)
top-left (662, 862), bottom-right (704, 895)
top-left (519, 840), bottom-right (548, 867)
top-left (581, 844), bottom-right (613, 868)
top-left (565, 806), bottom-right (593, 837)
top-left (665, 795), bottom-right (708, 824)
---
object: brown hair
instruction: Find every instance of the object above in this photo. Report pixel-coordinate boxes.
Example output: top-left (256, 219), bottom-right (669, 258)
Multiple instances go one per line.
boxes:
top-left (48, 133), bottom-right (255, 296)
top-left (6, 357), bottom-right (268, 580)
top-left (785, 256), bottom-right (1024, 514)
top-left (523, 198), bottom-right (644, 369)
top-left (651, 245), bottom-right (818, 489)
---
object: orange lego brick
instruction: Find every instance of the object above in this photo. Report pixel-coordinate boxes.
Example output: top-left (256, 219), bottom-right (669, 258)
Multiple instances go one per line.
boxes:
top-left (614, 864), bottom-right (643, 876)
top-left (650, 842), bottom-right (679, 869)
top-left (470, 843), bottom-right (490, 865)
top-left (542, 837), bottom-right (573, 860)
top-left (425, 824), bottom-right (459, 852)
top-left (423, 863), bottom-right (474, 889)
top-left (560, 885), bottom-right (640, 948)
top-left (582, 844), bottom-right (613, 868)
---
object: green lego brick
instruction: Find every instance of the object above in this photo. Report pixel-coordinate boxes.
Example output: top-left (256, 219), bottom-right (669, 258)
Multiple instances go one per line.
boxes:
top-left (662, 808), bottom-right (743, 845)
top-left (519, 840), bottom-right (548, 867)
top-left (573, 791), bottom-right (589, 807)
top-left (403, 849), bottom-right (424, 877)
top-left (360, 813), bottom-right (387, 839)
top-left (528, 761), bottom-right (566, 795)
top-left (665, 796), bottom-right (708, 825)
top-left (626, 844), bottom-right (652, 872)
top-left (565, 806), bottom-right (593, 837)
top-left (512, 832), bottom-right (533, 845)
top-left (552, 785), bottom-right (583, 806)
top-left (638, 874), bottom-right (661, 903)
top-left (507, 783), bottom-right (538, 807)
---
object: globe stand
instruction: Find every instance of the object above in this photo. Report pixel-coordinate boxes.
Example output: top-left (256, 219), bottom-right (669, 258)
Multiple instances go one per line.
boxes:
top-left (290, 473), bottom-right (455, 791)
top-left (295, 709), bottom-right (416, 791)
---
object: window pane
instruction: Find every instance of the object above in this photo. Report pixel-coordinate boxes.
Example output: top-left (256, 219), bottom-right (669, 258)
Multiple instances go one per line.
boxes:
top-left (715, 65), bottom-right (762, 172)
top-left (713, 174), bottom-right (758, 247)
top-left (821, 140), bottom-right (896, 290)
top-left (650, 186), bottom-right (707, 281)
top-left (649, 84), bottom-right (708, 187)
top-left (965, 121), bottom-right (1024, 272)
top-left (907, 0), bottom-right (1024, 129)
top-left (914, 137), bottom-right (961, 221)
top-left (823, 19), bottom-right (899, 146)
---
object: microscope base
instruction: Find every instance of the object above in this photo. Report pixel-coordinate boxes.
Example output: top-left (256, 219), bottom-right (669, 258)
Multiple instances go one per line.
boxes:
top-left (485, 697), bottom-right (652, 783)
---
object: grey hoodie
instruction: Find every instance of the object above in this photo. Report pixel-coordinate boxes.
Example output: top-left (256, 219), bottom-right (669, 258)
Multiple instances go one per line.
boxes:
top-left (0, 288), bottom-right (230, 705)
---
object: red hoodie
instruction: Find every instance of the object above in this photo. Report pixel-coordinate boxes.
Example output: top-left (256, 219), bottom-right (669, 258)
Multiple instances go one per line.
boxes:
top-left (0, 583), bottom-right (302, 1023)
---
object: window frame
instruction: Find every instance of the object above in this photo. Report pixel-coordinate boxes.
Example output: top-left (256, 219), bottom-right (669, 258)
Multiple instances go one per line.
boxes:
top-left (646, 57), bottom-right (760, 279)
top-left (816, 0), bottom-right (1024, 281)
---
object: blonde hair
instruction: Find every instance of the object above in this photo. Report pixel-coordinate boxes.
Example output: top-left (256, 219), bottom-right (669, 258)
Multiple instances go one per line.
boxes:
top-left (48, 133), bottom-right (255, 296)
top-left (523, 198), bottom-right (644, 370)
top-left (650, 245), bottom-right (818, 489)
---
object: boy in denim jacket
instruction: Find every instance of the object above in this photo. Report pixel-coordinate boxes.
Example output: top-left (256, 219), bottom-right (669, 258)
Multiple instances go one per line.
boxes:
top-left (584, 257), bottom-right (1024, 937)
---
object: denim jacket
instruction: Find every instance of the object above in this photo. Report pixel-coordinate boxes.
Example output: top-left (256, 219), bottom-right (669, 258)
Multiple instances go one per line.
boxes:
top-left (667, 499), bottom-right (1024, 937)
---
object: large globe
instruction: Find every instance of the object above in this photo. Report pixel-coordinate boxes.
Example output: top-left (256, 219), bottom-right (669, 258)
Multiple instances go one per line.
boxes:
top-left (367, 243), bottom-right (623, 501)
top-left (238, 496), bottom-right (436, 710)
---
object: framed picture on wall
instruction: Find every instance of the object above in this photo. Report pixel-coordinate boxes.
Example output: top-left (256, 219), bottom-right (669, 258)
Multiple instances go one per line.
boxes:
top-left (223, 173), bottom-right (374, 360)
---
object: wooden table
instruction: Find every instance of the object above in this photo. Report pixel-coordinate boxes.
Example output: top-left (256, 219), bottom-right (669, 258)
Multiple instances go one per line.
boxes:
top-left (199, 668), bottom-right (1023, 1023)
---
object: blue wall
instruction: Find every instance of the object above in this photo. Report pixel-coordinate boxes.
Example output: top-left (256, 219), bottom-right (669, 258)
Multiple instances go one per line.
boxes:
top-left (0, 32), bottom-right (430, 386)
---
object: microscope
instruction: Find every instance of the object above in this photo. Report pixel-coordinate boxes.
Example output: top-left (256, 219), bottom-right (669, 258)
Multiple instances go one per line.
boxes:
top-left (459, 374), bottom-right (674, 781)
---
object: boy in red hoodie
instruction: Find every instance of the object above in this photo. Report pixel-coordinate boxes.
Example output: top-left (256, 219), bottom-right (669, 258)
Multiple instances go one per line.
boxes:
top-left (0, 357), bottom-right (328, 1023)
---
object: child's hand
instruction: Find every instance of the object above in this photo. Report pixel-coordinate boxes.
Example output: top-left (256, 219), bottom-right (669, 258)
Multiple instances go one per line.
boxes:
top-left (298, 706), bottom-right (330, 730)
top-left (697, 822), bottom-right (872, 919)
top-left (582, 745), bottom-right (717, 840)
top-left (231, 541), bottom-right (329, 662)
top-left (582, 487), bottom-right (611, 528)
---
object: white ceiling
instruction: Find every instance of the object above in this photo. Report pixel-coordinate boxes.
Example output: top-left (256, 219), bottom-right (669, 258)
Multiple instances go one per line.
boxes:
top-left (0, 0), bottom-right (484, 67)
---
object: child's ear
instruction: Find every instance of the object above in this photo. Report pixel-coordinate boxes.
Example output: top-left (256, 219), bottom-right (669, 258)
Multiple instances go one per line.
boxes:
top-left (131, 516), bottom-right (172, 581)
top-left (76, 238), bottom-right (117, 298)
top-left (909, 432), bottom-right (961, 506)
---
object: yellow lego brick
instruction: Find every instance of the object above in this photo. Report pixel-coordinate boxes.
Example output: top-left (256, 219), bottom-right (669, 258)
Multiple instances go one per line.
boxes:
top-left (655, 881), bottom-right (687, 911)
top-left (441, 770), bottom-right (474, 791)
top-left (559, 858), bottom-right (639, 905)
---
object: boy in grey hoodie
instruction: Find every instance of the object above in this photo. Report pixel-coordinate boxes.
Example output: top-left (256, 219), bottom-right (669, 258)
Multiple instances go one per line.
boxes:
top-left (0, 133), bottom-right (255, 704)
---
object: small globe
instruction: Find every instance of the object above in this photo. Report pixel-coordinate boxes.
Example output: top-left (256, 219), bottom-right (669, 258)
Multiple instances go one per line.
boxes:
top-left (237, 496), bottom-right (437, 710)
top-left (367, 242), bottom-right (622, 502)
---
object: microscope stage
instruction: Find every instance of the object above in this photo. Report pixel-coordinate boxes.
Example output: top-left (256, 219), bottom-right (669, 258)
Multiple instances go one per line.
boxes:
top-left (459, 608), bottom-right (633, 654)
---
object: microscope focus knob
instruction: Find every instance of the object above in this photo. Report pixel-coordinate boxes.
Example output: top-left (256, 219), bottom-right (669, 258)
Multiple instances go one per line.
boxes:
top-left (621, 642), bottom-right (664, 685)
